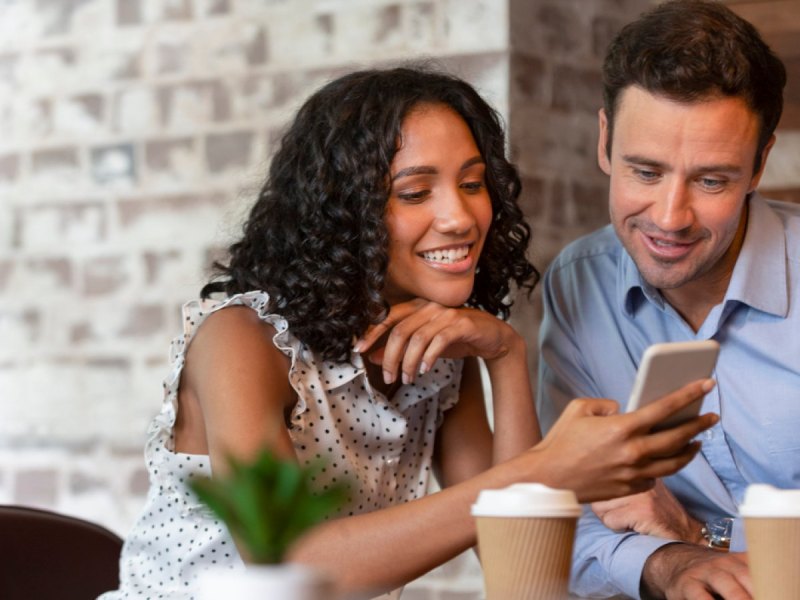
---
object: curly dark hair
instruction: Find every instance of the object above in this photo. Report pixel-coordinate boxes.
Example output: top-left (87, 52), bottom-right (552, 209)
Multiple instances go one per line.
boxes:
top-left (202, 65), bottom-right (538, 360)
top-left (603, 0), bottom-right (786, 174)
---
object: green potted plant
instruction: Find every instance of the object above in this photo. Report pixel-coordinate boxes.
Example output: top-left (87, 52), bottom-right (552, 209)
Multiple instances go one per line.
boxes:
top-left (190, 449), bottom-right (349, 599)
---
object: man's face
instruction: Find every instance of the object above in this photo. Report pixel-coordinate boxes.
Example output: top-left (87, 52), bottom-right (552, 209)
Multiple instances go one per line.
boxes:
top-left (599, 86), bottom-right (773, 299)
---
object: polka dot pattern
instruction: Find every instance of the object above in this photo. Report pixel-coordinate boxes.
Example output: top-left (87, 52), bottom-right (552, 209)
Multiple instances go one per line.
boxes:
top-left (101, 291), bottom-right (463, 600)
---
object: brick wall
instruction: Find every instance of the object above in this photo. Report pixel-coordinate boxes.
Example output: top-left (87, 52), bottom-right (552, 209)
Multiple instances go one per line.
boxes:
top-left (1, 0), bottom-right (798, 598)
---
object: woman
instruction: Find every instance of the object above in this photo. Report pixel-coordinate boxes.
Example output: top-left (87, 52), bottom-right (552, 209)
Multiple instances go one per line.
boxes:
top-left (103, 66), bottom-right (716, 599)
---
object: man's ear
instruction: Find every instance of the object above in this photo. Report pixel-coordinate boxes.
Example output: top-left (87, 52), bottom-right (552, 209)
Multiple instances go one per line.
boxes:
top-left (597, 108), bottom-right (611, 175)
top-left (748, 134), bottom-right (776, 192)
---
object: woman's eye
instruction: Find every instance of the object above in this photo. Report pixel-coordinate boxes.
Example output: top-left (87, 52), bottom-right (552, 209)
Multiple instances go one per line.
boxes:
top-left (397, 189), bottom-right (429, 202)
top-left (461, 181), bottom-right (485, 193)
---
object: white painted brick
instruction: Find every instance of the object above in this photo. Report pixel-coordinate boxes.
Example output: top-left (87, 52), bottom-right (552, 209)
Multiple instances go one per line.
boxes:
top-left (0, 310), bottom-right (40, 360)
top-left (52, 94), bottom-right (107, 136)
top-left (160, 83), bottom-right (218, 131)
top-left (16, 202), bottom-right (107, 249)
top-left (76, 29), bottom-right (143, 84)
top-left (0, 3), bottom-right (41, 51)
top-left (65, 0), bottom-right (116, 35)
top-left (330, 5), bottom-right (405, 57)
top-left (190, 19), bottom-right (268, 74)
top-left (142, 0), bottom-right (193, 23)
top-left (443, 0), bottom-right (508, 52)
top-left (267, 8), bottom-right (341, 66)
top-left (113, 87), bottom-right (159, 134)
top-left (115, 193), bottom-right (232, 245)
top-left (3, 95), bottom-right (52, 143)
top-left (0, 202), bottom-right (13, 252)
top-left (195, 0), bottom-right (231, 18)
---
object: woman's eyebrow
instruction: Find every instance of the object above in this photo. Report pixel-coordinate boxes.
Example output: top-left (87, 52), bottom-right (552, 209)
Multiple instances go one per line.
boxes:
top-left (392, 165), bottom-right (437, 181)
top-left (460, 156), bottom-right (484, 170)
top-left (391, 156), bottom-right (484, 181)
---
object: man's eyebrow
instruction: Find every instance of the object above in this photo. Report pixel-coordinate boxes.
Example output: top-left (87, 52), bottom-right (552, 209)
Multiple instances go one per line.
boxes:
top-left (391, 156), bottom-right (484, 181)
top-left (621, 154), bottom-right (669, 169)
top-left (622, 154), bottom-right (744, 175)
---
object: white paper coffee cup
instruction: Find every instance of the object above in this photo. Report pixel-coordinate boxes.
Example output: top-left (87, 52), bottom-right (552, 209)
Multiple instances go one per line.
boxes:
top-left (740, 484), bottom-right (800, 600)
top-left (472, 484), bottom-right (580, 600)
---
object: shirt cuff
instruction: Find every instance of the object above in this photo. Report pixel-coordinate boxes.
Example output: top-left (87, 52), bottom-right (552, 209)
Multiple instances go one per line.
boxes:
top-left (730, 517), bottom-right (746, 552)
top-left (607, 534), bottom-right (676, 599)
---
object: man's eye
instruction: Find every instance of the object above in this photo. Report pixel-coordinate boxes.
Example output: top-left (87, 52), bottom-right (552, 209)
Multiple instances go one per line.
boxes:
top-left (634, 168), bottom-right (660, 182)
top-left (699, 177), bottom-right (725, 191)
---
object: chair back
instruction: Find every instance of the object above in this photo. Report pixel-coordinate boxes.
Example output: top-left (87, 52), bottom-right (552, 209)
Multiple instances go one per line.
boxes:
top-left (0, 504), bottom-right (123, 600)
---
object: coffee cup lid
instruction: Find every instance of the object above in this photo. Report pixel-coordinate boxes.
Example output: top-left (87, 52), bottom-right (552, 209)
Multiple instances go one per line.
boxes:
top-left (739, 484), bottom-right (800, 517)
top-left (471, 483), bottom-right (581, 518)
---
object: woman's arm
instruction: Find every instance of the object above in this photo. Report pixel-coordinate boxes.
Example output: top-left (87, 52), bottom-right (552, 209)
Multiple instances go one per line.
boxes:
top-left (175, 306), bottom-right (298, 467)
top-left (434, 338), bottom-right (539, 490)
top-left (178, 303), bottom-right (717, 597)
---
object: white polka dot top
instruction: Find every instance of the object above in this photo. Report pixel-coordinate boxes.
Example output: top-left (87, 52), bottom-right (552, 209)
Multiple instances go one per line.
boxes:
top-left (100, 291), bottom-right (463, 599)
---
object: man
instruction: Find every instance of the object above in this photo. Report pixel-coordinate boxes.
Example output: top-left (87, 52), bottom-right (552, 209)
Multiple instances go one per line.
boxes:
top-left (536, 1), bottom-right (797, 598)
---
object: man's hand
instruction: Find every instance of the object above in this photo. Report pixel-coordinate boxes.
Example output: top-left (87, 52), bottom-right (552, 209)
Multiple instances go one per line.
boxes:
top-left (642, 544), bottom-right (751, 600)
top-left (591, 479), bottom-right (704, 542)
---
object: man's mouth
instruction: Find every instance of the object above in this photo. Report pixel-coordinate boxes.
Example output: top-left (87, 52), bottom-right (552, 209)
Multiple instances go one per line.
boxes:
top-left (640, 231), bottom-right (696, 260)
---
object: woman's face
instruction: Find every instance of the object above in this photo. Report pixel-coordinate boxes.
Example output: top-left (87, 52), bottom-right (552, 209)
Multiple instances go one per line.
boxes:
top-left (383, 103), bottom-right (492, 306)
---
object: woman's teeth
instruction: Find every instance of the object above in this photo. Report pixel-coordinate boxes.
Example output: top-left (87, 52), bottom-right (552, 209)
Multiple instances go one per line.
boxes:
top-left (421, 247), bottom-right (469, 264)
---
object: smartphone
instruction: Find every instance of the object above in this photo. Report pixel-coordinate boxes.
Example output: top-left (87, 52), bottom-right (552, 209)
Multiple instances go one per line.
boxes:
top-left (627, 340), bottom-right (720, 429)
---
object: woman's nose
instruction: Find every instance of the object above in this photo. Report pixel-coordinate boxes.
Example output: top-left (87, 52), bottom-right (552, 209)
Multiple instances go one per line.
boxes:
top-left (433, 190), bottom-right (476, 234)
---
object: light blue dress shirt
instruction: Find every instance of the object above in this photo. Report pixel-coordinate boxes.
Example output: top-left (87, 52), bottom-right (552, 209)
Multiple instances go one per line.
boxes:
top-left (536, 194), bottom-right (800, 599)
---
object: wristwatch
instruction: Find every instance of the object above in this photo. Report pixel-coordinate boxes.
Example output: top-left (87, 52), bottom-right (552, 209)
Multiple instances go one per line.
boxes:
top-left (701, 517), bottom-right (733, 550)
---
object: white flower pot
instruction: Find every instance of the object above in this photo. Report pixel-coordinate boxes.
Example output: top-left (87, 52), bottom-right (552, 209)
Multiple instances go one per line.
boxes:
top-left (197, 563), bottom-right (332, 600)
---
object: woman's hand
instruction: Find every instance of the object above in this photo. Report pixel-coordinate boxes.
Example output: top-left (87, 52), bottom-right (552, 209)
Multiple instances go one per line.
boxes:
top-left (354, 299), bottom-right (521, 385)
top-left (524, 379), bottom-right (718, 503)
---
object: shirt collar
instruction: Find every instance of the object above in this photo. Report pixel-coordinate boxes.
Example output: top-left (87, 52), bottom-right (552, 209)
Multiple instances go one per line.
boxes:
top-left (724, 193), bottom-right (788, 317)
top-left (620, 193), bottom-right (788, 319)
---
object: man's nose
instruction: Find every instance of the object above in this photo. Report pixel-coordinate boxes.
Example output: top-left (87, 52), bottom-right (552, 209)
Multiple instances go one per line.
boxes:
top-left (651, 182), bottom-right (695, 232)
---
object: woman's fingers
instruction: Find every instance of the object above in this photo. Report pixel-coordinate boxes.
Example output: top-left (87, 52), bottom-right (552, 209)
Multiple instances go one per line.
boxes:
top-left (640, 412), bottom-right (718, 458)
top-left (565, 397), bottom-right (621, 418)
top-left (356, 300), bottom-right (513, 385)
top-left (354, 299), bottom-right (426, 354)
top-left (635, 441), bottom-right (702, 479)
top-left (378, 304), bottom-right (448, 383)
top-left (630, 379), bottom-right (715, 430)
